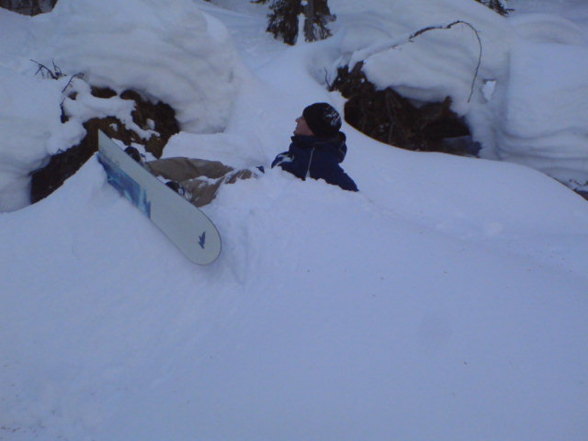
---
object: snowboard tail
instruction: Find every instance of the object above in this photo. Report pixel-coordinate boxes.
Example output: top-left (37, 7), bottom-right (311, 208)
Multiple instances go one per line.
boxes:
top-left (98, 131), bottom-right (221, 265)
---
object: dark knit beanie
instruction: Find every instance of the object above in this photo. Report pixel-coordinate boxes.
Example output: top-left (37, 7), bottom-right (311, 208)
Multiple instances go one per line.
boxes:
top-left (302, 102), bottom-right (342, 138)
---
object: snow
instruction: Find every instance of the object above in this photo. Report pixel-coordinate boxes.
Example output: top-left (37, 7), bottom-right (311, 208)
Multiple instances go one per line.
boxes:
top-left (495, 40), bottom-right (588, 183)
top-left (43, 0), bottom-right (239, 133)
top-left (0, 67), bottom-right (64, 210)
top-left (325, 0), bottom-right (588, 189)
top-left (1, 0), bottom-right (588, 440)
top-left (330, 0), bottom-right (513, 113)
top-left (0, 0), bottom-right (240, 211)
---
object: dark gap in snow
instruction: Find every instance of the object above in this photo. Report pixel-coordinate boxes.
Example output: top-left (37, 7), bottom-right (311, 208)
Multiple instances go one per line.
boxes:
top-left (573, 189), bottom-right (588, 201)
top-left (331, 62), bottom-right (476, 156)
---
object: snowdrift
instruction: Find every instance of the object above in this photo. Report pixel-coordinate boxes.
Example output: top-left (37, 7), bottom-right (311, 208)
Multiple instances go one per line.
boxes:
top-left (1, 0), bottom-right (588, 440)
top-left (327, 0), bottom-right (588, 190)
top-left (0, 0), bottom-right (239, 210)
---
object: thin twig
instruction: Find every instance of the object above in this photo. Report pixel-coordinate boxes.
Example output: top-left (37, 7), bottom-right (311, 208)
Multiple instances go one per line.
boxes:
top-left (30, 59), bottom-right (63, 79)
top-left (351, 20), bottom-right (483, 104)
top-left (408, 20), bottom-right (482, 102)
top-left (61, 73), bottom-right (84, 93)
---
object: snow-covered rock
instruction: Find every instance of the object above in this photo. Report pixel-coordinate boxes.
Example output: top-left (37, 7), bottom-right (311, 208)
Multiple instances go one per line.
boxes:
top-left (42, 0), bottom-right (239, 133)
top-left (327, 0), bottom-right (588, 189)
top-left (0, 0), bottom-right (241, 211)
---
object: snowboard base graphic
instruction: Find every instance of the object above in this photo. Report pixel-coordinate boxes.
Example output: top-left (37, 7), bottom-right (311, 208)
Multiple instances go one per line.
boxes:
top-left (98, 131), bottom-right (221, 265)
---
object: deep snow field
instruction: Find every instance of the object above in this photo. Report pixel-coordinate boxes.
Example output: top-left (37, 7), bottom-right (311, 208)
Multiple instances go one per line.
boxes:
top-left (1, 0), bottom-right (588, 440)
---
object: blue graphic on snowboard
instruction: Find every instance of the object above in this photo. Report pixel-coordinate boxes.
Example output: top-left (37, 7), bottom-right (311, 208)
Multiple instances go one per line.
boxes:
top-left (97, 130), bottom-right (221, 264)
top-left (98, 153), bottom-right (151, 216)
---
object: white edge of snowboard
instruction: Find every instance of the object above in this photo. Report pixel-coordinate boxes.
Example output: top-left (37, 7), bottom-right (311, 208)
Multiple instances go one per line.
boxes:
top-left (97, 130), bottom-right (221, 265)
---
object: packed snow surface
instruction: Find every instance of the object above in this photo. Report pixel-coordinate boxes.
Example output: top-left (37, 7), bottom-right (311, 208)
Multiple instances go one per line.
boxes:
top-left (1, 0), bottom-right (588, 440)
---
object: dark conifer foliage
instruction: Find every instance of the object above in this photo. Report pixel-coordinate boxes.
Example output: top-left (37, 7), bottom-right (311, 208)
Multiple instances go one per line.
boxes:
top-left (0, 0), bottom-right (57, 16)
top-left (260, 0), bottom-right (335, 45)
top-left (475, 0), bottom-right (509, 16)
top-left (302, 0), bottom-right (334, 43)
top-left (267, 0), bottom-right (303, 45)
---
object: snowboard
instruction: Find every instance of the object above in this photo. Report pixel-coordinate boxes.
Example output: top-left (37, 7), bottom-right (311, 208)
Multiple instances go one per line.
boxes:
top-left (97, 130), bottom-right (221, 265)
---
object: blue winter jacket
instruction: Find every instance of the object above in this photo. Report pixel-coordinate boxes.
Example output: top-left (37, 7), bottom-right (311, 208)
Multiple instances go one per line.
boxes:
top-left (271, 132), bottom-right (358, 192)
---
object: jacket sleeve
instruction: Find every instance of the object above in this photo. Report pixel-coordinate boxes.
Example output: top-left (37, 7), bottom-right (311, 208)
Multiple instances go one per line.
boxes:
top-left (272, 143), bottom-right (308, 179)
top-left (317, 162), bottom-right (358, 192)
top-left (335, 133), bottom-right (348, 163)
top-left (338, 172), bottom-right (358, 191)
top-left (271, 151), bottom-right (291, 168)
top-left (336, 144), bottom-right (347, 163)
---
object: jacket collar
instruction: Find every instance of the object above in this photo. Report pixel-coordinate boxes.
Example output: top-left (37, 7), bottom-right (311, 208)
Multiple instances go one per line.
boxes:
top-left (291, 132), bottom-right (345, 148)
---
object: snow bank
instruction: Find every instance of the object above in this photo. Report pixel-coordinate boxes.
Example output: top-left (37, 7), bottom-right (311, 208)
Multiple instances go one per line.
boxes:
top-left (2, 1), bottom-right (588, 440)
top-left (0, 0), bottom-right (241, 211)
top-left (41, 0), bottom-right (239, 133)
top-left (327, 0), bottom-right (588, 189)
top-left (494, 40), bottom-right (588, 185)
top-left (0, 68), bottom-right (64, 211)
top-left (509, 0), bottom-right (588, 36)
top-left (331, 0), bottom-right (511, 114)
top-left (2, 146), bottom-right (588, 441)
top-left (509, 12), bottom-right (587, 45)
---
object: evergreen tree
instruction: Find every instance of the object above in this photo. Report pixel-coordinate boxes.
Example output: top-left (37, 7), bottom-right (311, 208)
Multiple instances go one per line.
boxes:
top-left (0, 0), bottom-right (57, 15)
top-left (474, 0), bottom-right (509, 16)
top-left (260, 0), bottom-right (334, 45)
top-left (303, 0), bottom-right (334, 43)
top-left (267, 0), bottom-right (302, 45)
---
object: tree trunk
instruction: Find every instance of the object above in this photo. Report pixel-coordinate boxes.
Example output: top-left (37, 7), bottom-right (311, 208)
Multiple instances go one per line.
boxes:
top-left (266, 0), bottom-right (302, 45)
top-left (303, 0), bottom-right (334, 43)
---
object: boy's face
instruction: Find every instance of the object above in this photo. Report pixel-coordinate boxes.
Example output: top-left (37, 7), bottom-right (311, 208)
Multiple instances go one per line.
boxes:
top-left (294, 116), bottom-right (314, 136)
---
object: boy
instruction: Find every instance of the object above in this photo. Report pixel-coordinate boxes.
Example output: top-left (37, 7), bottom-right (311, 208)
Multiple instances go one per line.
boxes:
top-left (138, 102), bottom-right (357, 207)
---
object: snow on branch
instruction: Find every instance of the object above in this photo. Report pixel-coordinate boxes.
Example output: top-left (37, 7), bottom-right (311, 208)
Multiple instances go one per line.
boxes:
top-left (349, 20), bottom-right (483, 103)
